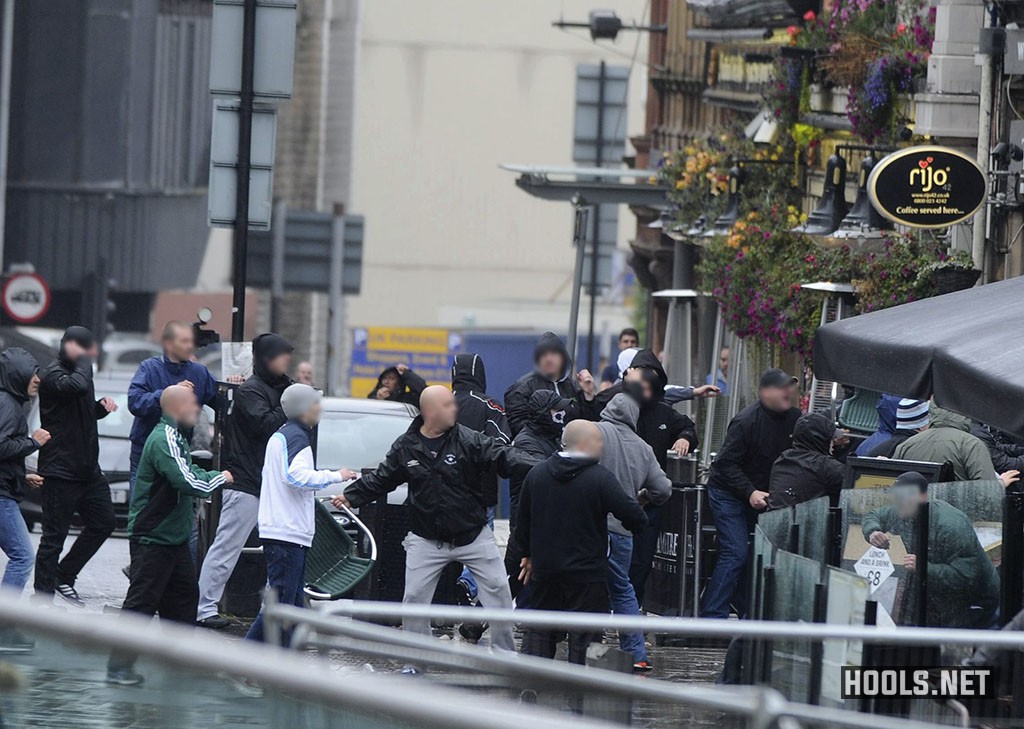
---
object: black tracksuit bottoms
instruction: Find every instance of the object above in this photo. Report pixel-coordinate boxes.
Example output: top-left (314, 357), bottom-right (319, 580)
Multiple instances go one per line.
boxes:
top-left (521, 581), bottom-right (608, 665)
top-left (34, 475), bottom-right (116, 593)
top-left (108, 541), bottom-right (198, 671)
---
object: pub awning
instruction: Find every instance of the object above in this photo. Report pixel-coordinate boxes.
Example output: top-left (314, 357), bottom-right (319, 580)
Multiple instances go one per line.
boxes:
top-left (813, 277), bottom-right (1024, 436)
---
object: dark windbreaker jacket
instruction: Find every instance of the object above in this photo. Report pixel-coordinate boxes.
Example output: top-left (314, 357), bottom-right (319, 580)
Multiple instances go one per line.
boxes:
top-left (767, 412), bottom-right (845, 509)
top-left (708, 400), bottom-right (801, 502)
top-left (0, 348), bottom-right (40, 502)
top-left (38, 349), bottom-right (109, 481)
top-left (222, 333), bottom-right (293, 496)
top-left (451, 353), bottom-right (511, 506)
top-left (516, 452), bottom-right (647, 584)
top-left (504, 331), bottom-right (595, 436)
top-left (344, 419), bottom-right (539, 545)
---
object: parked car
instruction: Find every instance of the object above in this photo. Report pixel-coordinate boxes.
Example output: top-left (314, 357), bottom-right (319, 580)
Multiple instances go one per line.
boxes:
top-left (314, 397), bottom-right (417, 506)
top-left (21, 374), bottom-right (135, 531)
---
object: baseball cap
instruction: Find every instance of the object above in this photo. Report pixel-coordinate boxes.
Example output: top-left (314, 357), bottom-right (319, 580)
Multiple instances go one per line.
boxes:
top-left (893, 470), bottom-right (929, 494)
top-left (759, 368), bottom-right (798, 389)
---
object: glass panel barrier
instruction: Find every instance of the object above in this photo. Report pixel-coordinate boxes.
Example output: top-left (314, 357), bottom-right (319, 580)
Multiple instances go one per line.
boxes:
top-left (839, 487), bottom-right (920, 626)
top-left (820, 567), bottom-right (869, 711)
top-left (757, 506), bottom-right (792, 551)
top-left (794, 496), bottom-right (830, 564)
top-left (925, 481), bottom-right (1003, 636)
top-left (766, 549), bottom-right (822, 703)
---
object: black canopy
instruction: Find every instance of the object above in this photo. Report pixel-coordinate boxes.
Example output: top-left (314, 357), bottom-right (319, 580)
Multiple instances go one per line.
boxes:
top-left (813, 277), bottom-right (1024, 436)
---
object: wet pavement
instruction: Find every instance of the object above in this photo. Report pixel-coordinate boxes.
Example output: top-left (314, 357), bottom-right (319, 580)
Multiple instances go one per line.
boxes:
top-left (0, 529), bottom-right (732, 728)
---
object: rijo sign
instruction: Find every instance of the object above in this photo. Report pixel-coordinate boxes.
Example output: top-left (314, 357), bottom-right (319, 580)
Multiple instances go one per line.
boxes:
top-left (867, 146), bottom-right (986, 229)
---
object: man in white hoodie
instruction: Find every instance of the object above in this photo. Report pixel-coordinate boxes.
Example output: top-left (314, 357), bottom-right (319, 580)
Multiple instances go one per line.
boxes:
top-left (246, 384), bottom-right (358, 644)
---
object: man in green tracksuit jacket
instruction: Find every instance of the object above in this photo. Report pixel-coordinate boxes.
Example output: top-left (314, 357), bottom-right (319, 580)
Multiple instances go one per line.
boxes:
top-left (108, 385), bottom-right (232, 686)
top-left (862, 471), bottom-right (999, 629)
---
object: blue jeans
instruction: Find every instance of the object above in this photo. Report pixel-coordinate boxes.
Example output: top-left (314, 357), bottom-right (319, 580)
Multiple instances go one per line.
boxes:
top-left (458, 507), bottom-right (495, 598)
top-left (0, 496), bottom-right (34, 594)
top-left (702, 487), bottom-right (757, 619)
top-left (607, 532), bottom-right (646, 663)
top-left (246, 540), bottom-right (308, 645)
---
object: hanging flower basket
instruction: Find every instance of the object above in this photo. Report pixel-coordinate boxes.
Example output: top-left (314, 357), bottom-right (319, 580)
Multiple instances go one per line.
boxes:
top-left (930, 267), bottom-right (981, 295)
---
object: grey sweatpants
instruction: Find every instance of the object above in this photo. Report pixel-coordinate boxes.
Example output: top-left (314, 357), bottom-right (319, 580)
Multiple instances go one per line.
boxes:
top-left (402, 528), bottom-right (514, 650)
top-left (196, 489), bottom-right (260, 621)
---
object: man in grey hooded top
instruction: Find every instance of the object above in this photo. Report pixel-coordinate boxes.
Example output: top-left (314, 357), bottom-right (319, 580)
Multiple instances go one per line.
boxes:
top-left (594, 393), bottom-right (671, 670)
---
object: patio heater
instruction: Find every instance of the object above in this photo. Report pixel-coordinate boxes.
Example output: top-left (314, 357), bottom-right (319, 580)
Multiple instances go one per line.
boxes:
top-left (801, 281), bottom-right (856, 419)
top-left (651, 208), bottom-right (699, 415)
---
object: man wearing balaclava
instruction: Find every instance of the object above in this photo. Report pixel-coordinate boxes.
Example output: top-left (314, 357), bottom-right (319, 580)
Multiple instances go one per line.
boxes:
top-left (196, 333), bottom-right (293, 629)
top-left (34, 326), bottom-right (119, 605)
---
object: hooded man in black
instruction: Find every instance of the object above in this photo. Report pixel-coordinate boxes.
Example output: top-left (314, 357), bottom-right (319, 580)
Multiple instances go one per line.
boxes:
top-left (450, 353), bottom-right (511, 635)
top-left (767, 413), bottom-right (845, 510)
top-left (0, 348), bottom-right (47, 606)
top-left (517, 419), bottom-right (647, 664)
top-left (451, 353), bottom-right (511, 509)
top-left (197, 332), bottom-right (293, 628)
top-left (367, 364), bottom-right (427, 408)
top-left (35, 326), bottom-right (118, 605)
top-left (504, 390), bottom-right (571, 603)
top-left (504, 331), bottom-right (596, 437)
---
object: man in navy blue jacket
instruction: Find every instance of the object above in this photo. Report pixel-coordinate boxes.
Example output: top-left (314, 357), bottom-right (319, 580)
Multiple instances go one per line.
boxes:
top-left (128, 322), bottom-right (219, 482)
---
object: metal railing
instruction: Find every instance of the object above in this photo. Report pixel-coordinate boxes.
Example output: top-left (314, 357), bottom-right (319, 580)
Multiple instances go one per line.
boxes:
top-left (0, 594), bottom-right (613, 729)
top-left (311, 600), bottom-right (1024, 650)
top-left (265, 600), bottom-right (1024, 729)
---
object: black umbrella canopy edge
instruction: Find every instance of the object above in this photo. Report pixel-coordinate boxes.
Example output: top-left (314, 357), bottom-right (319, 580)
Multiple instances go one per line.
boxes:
top-left (813, 277), bottom-right (1024, 437)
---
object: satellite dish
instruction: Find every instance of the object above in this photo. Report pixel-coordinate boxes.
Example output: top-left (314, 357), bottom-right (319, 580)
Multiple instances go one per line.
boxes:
top-left (197, 307), bottom-right (213, 325)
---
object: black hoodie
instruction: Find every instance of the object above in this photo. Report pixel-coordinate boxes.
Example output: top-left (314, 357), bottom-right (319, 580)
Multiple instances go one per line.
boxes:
top-left (38, 328), bottom-right (110, 481)
top-left (767, 412), bottom-right (845, 509)
top-left (367, 366), bottom-right (427, 408)
top-left (0, 348), bottom-right (40, 502)
top-left (515, 452), bottom-right (647, 583)
top-left (595, 348), bottom-right (698, 470)
top-left (508, 390), bottom-right (569, 521)
top-left (504, 331), bottom-right (595, 436)
top-left (451, 353), bottom-right (510, 506)
top-left (222, 333), bottom-right (294, 496)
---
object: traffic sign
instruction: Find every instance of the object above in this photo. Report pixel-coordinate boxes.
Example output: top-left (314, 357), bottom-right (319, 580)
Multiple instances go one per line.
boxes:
top-left (2, 272), bottom-right (51, 324)
top-left (209, 0), bottom-right (297, 100)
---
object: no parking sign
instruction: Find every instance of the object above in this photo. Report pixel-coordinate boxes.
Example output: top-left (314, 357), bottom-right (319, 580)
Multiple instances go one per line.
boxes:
top-left (2, 272), bottom-right (51, 324)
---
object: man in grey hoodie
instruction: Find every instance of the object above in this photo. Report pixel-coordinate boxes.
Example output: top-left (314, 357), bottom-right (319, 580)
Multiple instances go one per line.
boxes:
top-left (595, 393), bottom-right (672, 671)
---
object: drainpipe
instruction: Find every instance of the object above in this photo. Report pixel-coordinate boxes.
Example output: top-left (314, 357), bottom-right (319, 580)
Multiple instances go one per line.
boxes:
top-left (974, 15), bottom-right (996, 280)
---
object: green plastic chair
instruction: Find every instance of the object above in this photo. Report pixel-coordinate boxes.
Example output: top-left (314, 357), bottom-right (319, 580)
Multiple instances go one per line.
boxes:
top-left (838, 388), bottom-right (882, 435)
top-left (304, 500), bottom-right (377, 600)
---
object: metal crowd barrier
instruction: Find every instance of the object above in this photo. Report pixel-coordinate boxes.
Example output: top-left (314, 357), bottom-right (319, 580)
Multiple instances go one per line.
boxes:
top-left (264, 600), bottom-right (1024, 729)
top-left (0, 594), bottom-right (607, 729)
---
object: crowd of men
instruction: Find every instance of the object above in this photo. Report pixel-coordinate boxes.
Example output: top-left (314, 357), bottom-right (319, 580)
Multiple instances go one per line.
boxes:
top-left (0, 319), bottom-right (1014, 683)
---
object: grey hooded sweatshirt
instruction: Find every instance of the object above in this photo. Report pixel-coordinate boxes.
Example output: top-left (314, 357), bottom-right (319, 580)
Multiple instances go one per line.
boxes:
top-left (596, 393), bottom-right (672, 536)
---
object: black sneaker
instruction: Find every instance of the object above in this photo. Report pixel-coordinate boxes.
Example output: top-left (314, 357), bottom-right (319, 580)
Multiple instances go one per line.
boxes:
top-left (55, 584), bottom-right (84, 608)
top-left (457, 621), bottom-right (485, 643)
top-left (197, 615), bottom-right (232, 630)
top-left (107, 668), bottom-right (145, 686)
top-left (0, 630), bottom-right (34, 654)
